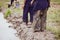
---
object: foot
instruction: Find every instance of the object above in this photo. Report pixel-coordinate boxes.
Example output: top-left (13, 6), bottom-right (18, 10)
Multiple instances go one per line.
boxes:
top-left (34, 28), bottom-right (40, 32)
top-left (28, 22), bottom-right (32, 25)
top-left (40, 29), bottom-right (44, 32)
top-left (27, 22), bottom-right (32, 28)
top-left (34, 30), bottom-right (40, 32)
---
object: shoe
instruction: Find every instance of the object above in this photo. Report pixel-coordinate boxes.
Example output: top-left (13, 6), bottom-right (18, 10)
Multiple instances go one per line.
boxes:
top-left (34, 30), bottom-right (40, 32)
top-left (40, 29), bottom-right (44, 32)
top-left (34, 28), bottom-right (40, 32)
top-left (22, 22), bottom-right (26, 25)
top-left (28, 22), bottom-right (32, 25)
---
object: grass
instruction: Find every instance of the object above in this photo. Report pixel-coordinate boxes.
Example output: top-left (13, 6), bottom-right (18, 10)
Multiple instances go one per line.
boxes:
top-left (46, 7), bottom-right (60, 40)
top-left (4, 8), bottom-right (11, 18)
top-left (0, 0), bottom-right (9, 6)
top-left (51, 0), bottom-right (60, 2)
top-left (51, 0), bottom-right (60, 4)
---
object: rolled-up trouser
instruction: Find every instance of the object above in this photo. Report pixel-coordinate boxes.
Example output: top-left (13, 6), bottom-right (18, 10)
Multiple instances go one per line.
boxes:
top-left (31, 9), bottom-right (47, 30)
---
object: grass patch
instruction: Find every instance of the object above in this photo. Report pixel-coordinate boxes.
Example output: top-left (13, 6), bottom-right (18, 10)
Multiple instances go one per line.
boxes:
top-left (46, 7), bottom-right (60, 40)
top-left (4, 8), bottom-right (11, 18)
top-left (51, 0), bottom-right (60, 2)
top-left (51, 0), bottom-right (60, 4)
top-left (0, 0), bottom-right (9, 7)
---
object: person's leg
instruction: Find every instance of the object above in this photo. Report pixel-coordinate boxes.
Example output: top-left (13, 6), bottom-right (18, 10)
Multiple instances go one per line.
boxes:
top-left (27, 5), bottom-right (34, 25)
top-left (27, 12), bottom-right (33, 25)
top-left (40, 9), bottom-right (47, 32)
top-left (23, 6), bottom-right (29, 25)
top-left (30, 8), bottom-right (33, 23)
top-left (31, 10), bottom-right (41, 32)
top-left (11, 0), bottom-right (14, 5)
top-left (8, 4), bottom-right (11, 8)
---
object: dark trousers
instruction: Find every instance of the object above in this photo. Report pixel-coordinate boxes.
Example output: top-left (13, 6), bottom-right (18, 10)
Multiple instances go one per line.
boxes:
top-left (11, 0), bottom-right (14, 5)
top-left (23, 5), bottom-right (33, 24)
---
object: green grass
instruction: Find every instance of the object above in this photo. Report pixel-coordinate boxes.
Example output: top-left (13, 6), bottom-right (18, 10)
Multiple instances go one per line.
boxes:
top-left (51, 0), bottom-right (60, 2)
top-left (51, 0), bottom-right (60, 4)
top-left (46, 7), bottom-right (60, 40)
top-left (0, 2), bottom-right (3, 7)
top-left (4, 8), bottom-right (11, 18)
top-left (0, 0), bottom-right (9, 7)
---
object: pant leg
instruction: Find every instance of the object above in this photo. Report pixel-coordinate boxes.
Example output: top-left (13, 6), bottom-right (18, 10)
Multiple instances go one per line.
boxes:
top-left (31, 9), bottom-right (47, 31)
top-left (29, 8), bottom-right (33, 23)
top-left (40, 9), bottom-right (47, 31)
top-left (29, 4), bottom-right (34, 23)
top-left (11, 0), bottom-right (14, 5)
top-left (31, 10), bottom-right (41, 30)
top-left (23, 6), bottom-right (29, 24)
